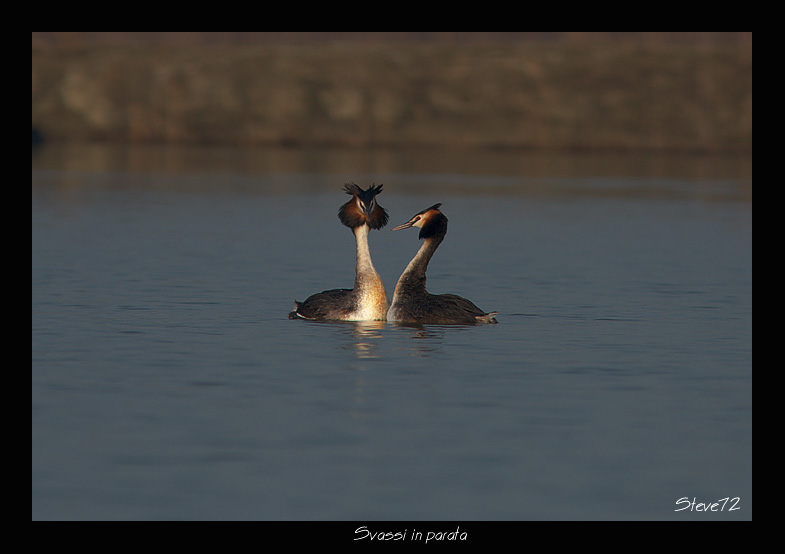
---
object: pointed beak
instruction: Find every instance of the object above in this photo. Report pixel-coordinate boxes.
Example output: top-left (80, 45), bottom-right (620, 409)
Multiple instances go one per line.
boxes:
top-left (392, 220), bottom-right (415, 231)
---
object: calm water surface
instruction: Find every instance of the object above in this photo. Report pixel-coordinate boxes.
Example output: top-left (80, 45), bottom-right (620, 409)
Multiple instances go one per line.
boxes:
top-left (32, 145), bottom-right (751, 520)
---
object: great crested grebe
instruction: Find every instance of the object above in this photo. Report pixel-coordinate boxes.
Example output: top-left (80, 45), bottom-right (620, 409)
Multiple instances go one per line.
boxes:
top-left (387, 203), bottom-right (498, 325)
top-left (288, 183), bottom-right (389, 321)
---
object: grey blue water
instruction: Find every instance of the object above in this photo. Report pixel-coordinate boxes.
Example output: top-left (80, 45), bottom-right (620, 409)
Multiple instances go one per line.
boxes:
top-left (32, 145), bottom-right (751, 520)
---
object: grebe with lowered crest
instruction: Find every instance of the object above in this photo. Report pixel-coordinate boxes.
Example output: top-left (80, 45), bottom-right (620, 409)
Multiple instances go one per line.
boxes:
top-left (387, 203), bottom-right (498, 325)
top-left (289, 183), bottom-right (389, 321)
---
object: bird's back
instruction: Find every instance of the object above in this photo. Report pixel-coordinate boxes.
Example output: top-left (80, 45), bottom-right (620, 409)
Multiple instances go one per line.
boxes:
top-left (389, 291), bottom-right (497, 325)
top-left (288, 288), bottom-right (355, 320)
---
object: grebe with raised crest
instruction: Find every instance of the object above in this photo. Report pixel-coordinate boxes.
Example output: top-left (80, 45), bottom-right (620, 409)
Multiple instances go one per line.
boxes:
top-left (387, 203), bottom-right (497, 325)
top-left (288, 183), bottom-right (389, 321)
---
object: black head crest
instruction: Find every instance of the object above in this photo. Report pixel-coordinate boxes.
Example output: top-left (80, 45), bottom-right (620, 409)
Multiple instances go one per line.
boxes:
top-left (417, 203), bottom-right (442, 216)
top-left (338, 183), bottom-right (389, 230)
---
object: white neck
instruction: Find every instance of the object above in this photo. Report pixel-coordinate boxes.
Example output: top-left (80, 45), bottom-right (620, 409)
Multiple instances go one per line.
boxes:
top-left (354, 225), bottom-right (378, 285)
top-left (351, 224), bottom-right (388, 320)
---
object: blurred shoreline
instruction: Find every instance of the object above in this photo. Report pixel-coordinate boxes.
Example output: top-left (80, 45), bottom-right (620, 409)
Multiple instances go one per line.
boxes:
top-left (32, 32), bottom-right (752, 155)
top-left (32, 142), bottom-right (752, 204)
